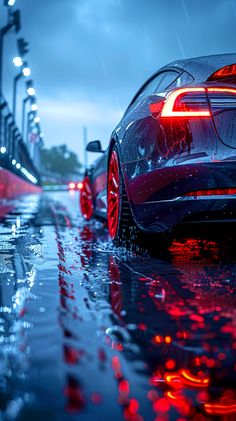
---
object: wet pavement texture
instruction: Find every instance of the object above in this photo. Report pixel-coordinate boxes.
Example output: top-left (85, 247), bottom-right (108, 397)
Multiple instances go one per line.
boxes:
top-left (0, 191), bottom-right (236, 421)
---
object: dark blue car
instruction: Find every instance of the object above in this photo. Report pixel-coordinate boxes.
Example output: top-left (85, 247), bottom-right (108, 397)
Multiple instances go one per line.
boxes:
top-left (80, 54), bottom-right (236, 244)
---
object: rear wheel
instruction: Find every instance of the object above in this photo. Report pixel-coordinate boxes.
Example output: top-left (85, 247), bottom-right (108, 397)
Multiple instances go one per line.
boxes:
top-left (80, 176), bottom-right (94, 220)
top-left (107, 145), bottom-right (172, 251)
top-left (107, 146), bottom-right (138, 245)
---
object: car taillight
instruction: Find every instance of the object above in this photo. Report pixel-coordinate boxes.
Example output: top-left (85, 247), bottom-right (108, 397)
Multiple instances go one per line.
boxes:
top-left (69, 182), bottom-right (75, 190)
top-left (150, 86), bottom-right (236, 119)
top-left (208, 64), bottom-right (236, 81)
top-left (161, 88), bottom-right (211, 118)
top-left (149, 100), bottom-right (165, 118)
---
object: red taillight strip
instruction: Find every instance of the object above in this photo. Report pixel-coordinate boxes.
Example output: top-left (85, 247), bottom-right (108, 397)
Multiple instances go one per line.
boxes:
top-left (161, 87), bottom-right (211, 118)
top-left (207, 87), bottom-right (236, 94)
top-left (184, 188), bottom-right (236, 197)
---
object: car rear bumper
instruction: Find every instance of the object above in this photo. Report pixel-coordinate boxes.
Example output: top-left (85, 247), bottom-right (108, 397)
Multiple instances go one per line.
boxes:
top-left (132, 196), bottom-right (236, 232)
top-left (124, 161), bottom-right (236, 232)
top-left (126, 162), bottom-right (236, 203)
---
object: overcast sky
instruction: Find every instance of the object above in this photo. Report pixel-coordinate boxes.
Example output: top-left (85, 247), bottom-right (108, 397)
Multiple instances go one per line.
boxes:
top-left (1, 0), bottom-right (236, 164)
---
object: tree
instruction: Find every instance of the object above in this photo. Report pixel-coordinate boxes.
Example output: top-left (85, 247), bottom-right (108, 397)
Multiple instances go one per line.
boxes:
top-left (41, 144), bottom-right (82, 178)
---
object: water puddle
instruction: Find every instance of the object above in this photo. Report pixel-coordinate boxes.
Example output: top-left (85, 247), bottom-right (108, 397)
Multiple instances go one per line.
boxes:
top-left (0, 191), bottom-right (235, 420)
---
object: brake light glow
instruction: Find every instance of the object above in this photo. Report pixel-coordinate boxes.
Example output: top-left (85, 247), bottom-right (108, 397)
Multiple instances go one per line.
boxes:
top-left (161, 88), bottom-right (211, 118)
top-left (204, 402), bottom-right (236, 415)
top-left (184, 188), bottom-right (236, 196)
top-left (77, 182), bottom-right (83, 190)
top-left (180, 369), bottom-right (209, 386)
top-left (69, 182), bottom-right (75, 190)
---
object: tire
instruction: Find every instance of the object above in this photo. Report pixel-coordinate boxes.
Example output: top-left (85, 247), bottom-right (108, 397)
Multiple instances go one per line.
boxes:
top-left (80, 176), bottom-right (94, 220)
top-left (107, 145), bottom-right (139, 246)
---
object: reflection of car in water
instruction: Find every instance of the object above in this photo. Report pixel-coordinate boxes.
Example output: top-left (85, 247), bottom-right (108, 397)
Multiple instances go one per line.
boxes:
top-left (78, 224), bottom-right (236, 418)
top-left (80, 54), bottom-right (236, 244)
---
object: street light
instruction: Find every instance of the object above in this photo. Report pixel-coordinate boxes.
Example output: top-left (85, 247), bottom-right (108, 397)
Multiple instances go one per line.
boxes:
top-left (22, 66), bottom-right (31, 77)
top-left (34, 116), bottom-right (40, 124)
top-left (25, 81), bottom-right (36, 107)
top-left (27, 87), bottom-right (35, 96)
top-left (26, 80), bottom-right (36, 96)
top-left (6, 0), bottom-right (16, 6)
top-left (13, 56), bottom-right (22, 67)
top-left (31, 103), bottom-right (38, 111)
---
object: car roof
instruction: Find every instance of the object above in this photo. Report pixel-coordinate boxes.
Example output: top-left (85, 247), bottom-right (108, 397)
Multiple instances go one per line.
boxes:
top-left (164, 53), bottom-right (236, 83)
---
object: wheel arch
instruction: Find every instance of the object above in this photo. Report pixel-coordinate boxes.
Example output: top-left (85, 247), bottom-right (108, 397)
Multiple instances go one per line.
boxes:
top-left (107, 135), bottom-right (128, 195)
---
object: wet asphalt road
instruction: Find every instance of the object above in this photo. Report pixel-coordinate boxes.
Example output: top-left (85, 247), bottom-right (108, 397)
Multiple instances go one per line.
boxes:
top-left (0, 191), bottom-right (236, 421)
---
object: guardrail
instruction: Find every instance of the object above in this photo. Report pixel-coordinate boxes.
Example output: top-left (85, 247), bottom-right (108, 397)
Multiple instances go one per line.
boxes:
top-left (0, 94), bottom-right (41, 185)
top-left (0, 2), bottom-right (43, 189)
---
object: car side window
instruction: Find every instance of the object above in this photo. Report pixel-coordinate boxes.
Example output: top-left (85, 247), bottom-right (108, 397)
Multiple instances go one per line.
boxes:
top-left (131, 71), bottom-right (179, 106)
top-left (139, 74), bottom-right (166, 96)
top-left (156, 71), bottom-right (179, 92)
top-left (133, 73), bottom-right (167, 104)
top-left (125, 69), bottom-right (182, 115)
top-left (168, 71), bottom-right (194, 89)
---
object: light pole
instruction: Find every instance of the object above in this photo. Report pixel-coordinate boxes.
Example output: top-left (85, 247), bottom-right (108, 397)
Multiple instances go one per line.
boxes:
top-left (12, 36), bottom-right (30, 120)
top-left (23, 101), bottom-right (38, 145)
top-left (83, 126), bottom-right (88, 169)
top-left (0, 11), bottom-right (21, 99)
top-left (0, 100), bottom-right (7, 146)
top-left (12, 126), bottom-right (18, 156)
top-left (0, 5), bottom-right (21, 141)
top-left (33, 122), bottom-right (41, 163)
top-left (0, 100), bottom-right (7, 112)
top-left (22, 80), bottom-right (36, 141)
top-left (26, 110), bottom-right (35, 144)
top-left (8, 120), bottom-right (14, 155)
top-left (22, 96), bottom-right (30, 141)
top-left (12, 61), bottom-right (31, 119)
top-left (27, 114), bottom-right (40, 158)
top-left (4, 112), bottom-right (12, 147)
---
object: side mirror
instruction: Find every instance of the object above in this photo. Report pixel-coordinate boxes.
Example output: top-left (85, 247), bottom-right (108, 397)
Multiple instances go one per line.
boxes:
top-left (86, 140), bottom-right (104, 153)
